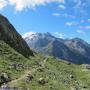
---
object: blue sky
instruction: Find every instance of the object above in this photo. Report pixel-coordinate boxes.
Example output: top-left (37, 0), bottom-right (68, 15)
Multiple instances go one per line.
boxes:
top-left (0, 0), bottom-right (90, 43)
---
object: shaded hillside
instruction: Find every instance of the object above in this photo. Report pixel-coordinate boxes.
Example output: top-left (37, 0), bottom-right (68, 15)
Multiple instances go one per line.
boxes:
top-left (0, 14), bottom-right (33, 57)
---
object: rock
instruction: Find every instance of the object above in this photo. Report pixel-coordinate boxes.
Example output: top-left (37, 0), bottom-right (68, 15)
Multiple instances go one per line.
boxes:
top-left (1, 85), bottom-right (19, 90)
top-left (82, 86), bottom-right (88, 89)
top-left (37, 68), bottom-right (44, 72)
top-left (38, 78), bottom-right (46, 85)
top-left (9, 63), bottom-right (24, 70)
top-left (1, 83), bottom-right (9, 89)
top-left (67, 62), bottom-right (71, 65)
top-left (70, 75), bottom-right (74, 79)
top-left (26, 74), bottom-right (34, 82)
top-left (86, 65), bottom-right (90, 69)
top-left (0, 73), bottom-right (11, 85)
top-left (9, 63), bottom-right (17, 69)
top-left (17, 64), bottom-right (24, 70)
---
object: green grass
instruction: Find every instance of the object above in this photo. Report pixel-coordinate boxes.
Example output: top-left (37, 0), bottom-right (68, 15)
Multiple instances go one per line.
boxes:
top-left (9, 56), bottom-right (90, 90)
top-left (0, 40), bottom-right (90, 90)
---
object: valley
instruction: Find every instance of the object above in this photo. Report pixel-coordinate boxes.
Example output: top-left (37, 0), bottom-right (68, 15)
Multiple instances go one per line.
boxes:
top-left (0, 15), bottom-right (90, 90)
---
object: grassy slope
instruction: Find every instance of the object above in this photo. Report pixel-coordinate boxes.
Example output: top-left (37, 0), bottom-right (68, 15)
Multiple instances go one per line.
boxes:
top-left (13, 57), bottom-right (90, 90)
top-left (0, 40), bottom-right (90, 90)
top-left (0, 40), bottom-right (27, 80)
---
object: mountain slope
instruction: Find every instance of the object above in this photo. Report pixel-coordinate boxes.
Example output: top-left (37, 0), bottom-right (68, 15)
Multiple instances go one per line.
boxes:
top-left (24, 32), bottom-right (90, 64)
top-left (64, 38), bottom-right (90, 59)
top-left (0, 15), bottom-right (33, 57)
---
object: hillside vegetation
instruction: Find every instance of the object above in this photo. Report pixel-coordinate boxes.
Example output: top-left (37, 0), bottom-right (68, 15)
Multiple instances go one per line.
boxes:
top-left (0, 40), bottom-right (90, 90)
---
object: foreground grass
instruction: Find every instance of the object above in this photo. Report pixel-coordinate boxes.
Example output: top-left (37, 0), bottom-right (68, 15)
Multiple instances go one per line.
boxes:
top-left (0, 40), bottom-right (90, 90)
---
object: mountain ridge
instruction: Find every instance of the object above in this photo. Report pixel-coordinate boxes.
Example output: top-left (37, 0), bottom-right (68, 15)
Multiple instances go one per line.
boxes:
top-left (24, 32), bottom-right (90, 64)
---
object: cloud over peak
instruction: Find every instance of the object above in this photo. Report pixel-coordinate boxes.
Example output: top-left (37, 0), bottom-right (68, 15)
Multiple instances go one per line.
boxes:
top-left (22, 32), bottom-right (36, 38)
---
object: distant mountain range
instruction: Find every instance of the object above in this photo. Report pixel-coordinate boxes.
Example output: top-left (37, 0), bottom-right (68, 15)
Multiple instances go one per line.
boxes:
top-left (24, 32), bottom-right (90, 64)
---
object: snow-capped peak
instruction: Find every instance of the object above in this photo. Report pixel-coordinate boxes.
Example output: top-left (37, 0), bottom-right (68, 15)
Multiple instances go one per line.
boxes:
top-left (22, 32), bottom-right (37, 39)
top-left (23, 32), bottom-right (55, 40)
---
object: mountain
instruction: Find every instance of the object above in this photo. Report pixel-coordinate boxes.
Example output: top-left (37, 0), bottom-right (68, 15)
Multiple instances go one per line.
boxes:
top-left (0, 15), bottom-right (90, 90)
top-left (24, 32), bottom-right (90, 64)
top-left (0, 14), bottom-right (33, 57)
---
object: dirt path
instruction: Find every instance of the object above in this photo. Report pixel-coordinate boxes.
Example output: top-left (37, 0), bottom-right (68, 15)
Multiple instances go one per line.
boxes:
top-left (8, 57), bottom-right (48, 85)
top-left (9, 68), bottom-right (36, 85)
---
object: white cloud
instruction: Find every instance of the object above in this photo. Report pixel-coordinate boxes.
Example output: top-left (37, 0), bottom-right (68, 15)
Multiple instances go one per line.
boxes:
top-left (58, 4), bottom-right (66, 10)
top-left (0, 0), bottom-right (65, 11)
top-left (65, 22), bottom-right (77, 26)
top-left (52, 13), bottom-right (75, 19)
top-left (52, 13), bottom-right (61, 17)
top-left (87, 19), bottom-right (90, 22)
top-left (79, 25), bottom-right (85, 29)
top-left (86, 26), bottom-right (90, 29)
top-left (74, 0), bottom-right (82, 9)
top-left (76, 30), bottom-right (85, 35)
top-left (63, 13), bottom-right (75, 19)
top-left (8, 0), bottom-right (65, 11)
top-left (0, 0), bottom-right (7, 9)
top-left (0, 0), bottom-right (90, 13)
top-left (54, 32), bottom-right (65, 38)
top-left (65, 22), bottom-right (72, 26)
top-left (81, 19), bottom-right (90, 23)
top-left (79, 25), bottom-right (90, 30)
top-left (73, 0), bottom-right (90, 15)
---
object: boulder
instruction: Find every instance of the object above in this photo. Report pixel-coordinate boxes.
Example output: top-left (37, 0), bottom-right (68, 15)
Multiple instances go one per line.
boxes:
top-left (0, 73), bottom-right (11, 85)
top-left (86, 65), bottom-right (90, 69)
top-left (70, 75), bottom-right (74, 79)
top-left (38, 78), bottom-right (46, 85)
top-left (9, 63), bottom-right (24, 70)
top-left (26, 74), bottom-right (34, 82)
